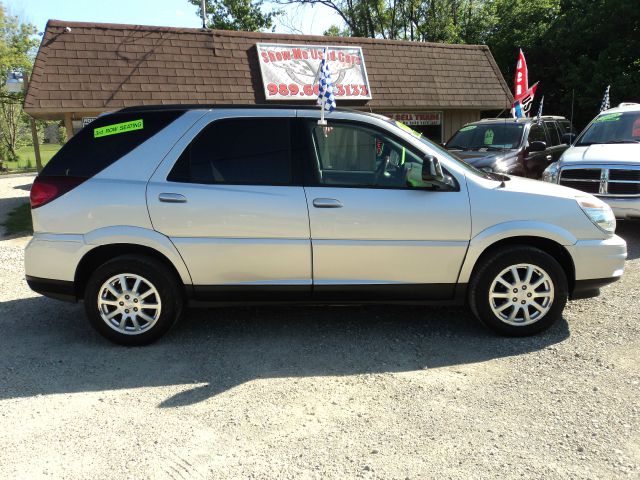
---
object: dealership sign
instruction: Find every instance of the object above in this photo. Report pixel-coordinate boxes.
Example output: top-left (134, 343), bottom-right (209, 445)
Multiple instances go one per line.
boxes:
top-left (383, 112), bottom-right (442, 126)
top-left (256, 43), bottom-right (372, 101)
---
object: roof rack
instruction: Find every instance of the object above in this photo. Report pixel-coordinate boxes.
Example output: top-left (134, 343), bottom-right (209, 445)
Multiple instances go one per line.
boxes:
top-left (116, 104), bottom-right (366, 114)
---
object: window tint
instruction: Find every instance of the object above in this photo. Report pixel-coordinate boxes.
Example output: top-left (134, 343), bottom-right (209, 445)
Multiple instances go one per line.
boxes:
top-left (168, 118), bottom-right (292, 185)
top-left (41, 111), bottom-right (184, 178)
top-left (447, 123), bottom-right (525, 150)
top-left (528, 124), bottom-right (548, 144)
top-left (309, 122), bottom-right (426, 188)
top-left (544, 121), bottom-right (561, 146)
top-left (557, 120), bottom-right (573, 134)
top-left (576, 112), bottom-right (640, 146)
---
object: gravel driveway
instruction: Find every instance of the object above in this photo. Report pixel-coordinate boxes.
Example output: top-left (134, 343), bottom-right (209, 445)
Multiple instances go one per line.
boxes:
top-left (0, 175), bottom-right (638, 479)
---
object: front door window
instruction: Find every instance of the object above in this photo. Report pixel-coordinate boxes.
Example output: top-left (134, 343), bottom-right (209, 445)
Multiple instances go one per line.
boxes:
top-left (309, 122), bottom-right (426, 189)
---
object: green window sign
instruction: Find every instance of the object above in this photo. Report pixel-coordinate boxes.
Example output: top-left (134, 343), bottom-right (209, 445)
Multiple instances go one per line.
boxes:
top-left (94, 119), bottom-right (144, 138)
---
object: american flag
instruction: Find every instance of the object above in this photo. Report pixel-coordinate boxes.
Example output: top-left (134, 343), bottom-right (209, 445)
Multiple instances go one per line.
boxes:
top-left (600, 85), bottom-right (610, 112)
top-left (317, 49), bottom-right (336, 113)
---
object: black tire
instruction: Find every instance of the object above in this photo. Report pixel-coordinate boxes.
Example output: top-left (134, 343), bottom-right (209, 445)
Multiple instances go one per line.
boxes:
top-left (84, 255), bottom-right (183, 346)
top-left (468, 246), bottom-right (568, 336)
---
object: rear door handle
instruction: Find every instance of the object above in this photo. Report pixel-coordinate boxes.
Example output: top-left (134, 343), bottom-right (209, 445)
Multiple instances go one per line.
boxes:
top-left (158, 193), bottom-right (187, 203)
top-left (546, 155), bottom-right (552, 161)
top-left (313, 198), bottom-right (343, 208)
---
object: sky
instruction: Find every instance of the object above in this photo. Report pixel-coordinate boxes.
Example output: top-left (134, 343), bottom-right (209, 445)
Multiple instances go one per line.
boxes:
top-left (4, 0), bottom-right (341, 36)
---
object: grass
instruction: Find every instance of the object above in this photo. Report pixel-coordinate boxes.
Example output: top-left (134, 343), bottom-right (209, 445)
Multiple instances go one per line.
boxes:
top-left (2, 144), bottom-right (61, 172)
top-left (2, 203), bottom-right (33, 236)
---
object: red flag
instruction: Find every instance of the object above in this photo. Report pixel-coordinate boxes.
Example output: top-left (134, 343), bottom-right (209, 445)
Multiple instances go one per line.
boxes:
top-left (513, 49), bottom-right (529, 100)
top-left (511, 82), bottom-right (539, 118)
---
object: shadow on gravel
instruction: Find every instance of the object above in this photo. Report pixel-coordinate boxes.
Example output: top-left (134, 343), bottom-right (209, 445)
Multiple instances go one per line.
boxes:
top-left (616, 221), bottom-right (640, 260)
top-left (0, 296), bottom-right (569, 406)
top-left (13, 183), bottom-right (32, 192)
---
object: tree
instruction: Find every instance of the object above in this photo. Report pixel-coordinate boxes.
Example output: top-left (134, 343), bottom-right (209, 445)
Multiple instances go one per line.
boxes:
top-left (275, 0), bottom-right (489, 42)
top-left (189, 0), bottom-right (279, 31)
top-left (0, 5), bottom-right (38, 165)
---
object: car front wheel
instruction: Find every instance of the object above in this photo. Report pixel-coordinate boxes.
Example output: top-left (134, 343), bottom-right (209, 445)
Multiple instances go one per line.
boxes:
top-left (84, 255), bottom-right (183, 346)
top-left (469, 246), bottom-right (568, 336)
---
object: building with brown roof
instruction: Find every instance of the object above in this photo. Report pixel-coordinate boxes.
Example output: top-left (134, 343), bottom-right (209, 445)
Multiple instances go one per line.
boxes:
top-left (25, 20), bottom-right (512, 142)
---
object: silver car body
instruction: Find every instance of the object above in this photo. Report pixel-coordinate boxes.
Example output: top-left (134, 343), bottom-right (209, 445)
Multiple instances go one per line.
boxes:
top-left (25, 107), bottom-right (626, 304)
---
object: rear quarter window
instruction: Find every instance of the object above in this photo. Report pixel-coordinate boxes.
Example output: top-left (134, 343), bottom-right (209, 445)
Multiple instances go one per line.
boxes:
top-left (41, 111), bottom-right (184, 178)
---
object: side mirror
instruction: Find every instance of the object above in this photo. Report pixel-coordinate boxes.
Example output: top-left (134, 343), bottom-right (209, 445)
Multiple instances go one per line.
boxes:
top-left (562, 133), bottom-right (576, 145)
top-left (422, 154), bottom-right (445, 183)
top-left (528, 141), bottom-right (547, 152)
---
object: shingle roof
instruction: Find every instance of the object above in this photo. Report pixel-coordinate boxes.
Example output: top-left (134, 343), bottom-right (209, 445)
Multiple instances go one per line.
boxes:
top-left (24, 20), bottom-right (512, 118)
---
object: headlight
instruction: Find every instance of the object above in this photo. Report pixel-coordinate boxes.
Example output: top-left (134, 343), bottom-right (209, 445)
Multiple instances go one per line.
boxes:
top-left (542, 162), bottom-right (559, 183)
top-left (576, 196), bottom-right (616, 234)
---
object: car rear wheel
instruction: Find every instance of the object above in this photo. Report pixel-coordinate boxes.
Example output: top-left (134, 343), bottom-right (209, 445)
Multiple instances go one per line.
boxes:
top-left (469, 246), bottom-right (568, 336)
top-left (84, 255), bottom-right (183, 346)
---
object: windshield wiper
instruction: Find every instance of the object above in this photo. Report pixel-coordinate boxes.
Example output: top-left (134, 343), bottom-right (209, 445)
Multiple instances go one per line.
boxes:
top-left (483, 146), bottom-right (505, 151)
top-left (446, 144), bottom-right (468, 150)
top-left (603, 140), bottom-right (640, 144)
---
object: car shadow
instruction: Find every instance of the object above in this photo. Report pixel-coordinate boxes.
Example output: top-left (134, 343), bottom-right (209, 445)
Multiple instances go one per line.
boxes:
top-left (0, 296), bottom-right (569, 407)
top-left (13, 183), bottom-right (32, 192)
top-left (616, 221), bottom-right (640, 260)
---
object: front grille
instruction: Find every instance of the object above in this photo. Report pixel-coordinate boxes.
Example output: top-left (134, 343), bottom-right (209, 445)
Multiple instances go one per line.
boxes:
top-left (559, 179), bottom-right (600, 193)
top-left (559, 166), bottom-right (640, 197)
top-left (608, 182), bottom-right (640, 195)
top-left (561, 168), bottom-right (601, 180)
top-left (609, 169), bottom-right (640, 181)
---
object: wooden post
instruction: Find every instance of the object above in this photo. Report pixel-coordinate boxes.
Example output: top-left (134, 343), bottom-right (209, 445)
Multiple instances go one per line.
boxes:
top-left (29, 118), bottom-right (42, 173)
top-left (23, 73), bottom-right (43, 172)
top-left (64, 113), bottom-right (74, 141)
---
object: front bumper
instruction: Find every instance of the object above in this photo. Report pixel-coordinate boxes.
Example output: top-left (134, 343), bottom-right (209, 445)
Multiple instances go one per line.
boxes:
top-left (565, 234), bottom-right (627, 299)
top-left (598, 196), bottom-right (640, 219)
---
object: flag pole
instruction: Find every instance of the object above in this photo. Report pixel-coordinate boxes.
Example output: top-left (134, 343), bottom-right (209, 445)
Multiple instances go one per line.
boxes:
top-left (319, 96), bottom-right (326, 126)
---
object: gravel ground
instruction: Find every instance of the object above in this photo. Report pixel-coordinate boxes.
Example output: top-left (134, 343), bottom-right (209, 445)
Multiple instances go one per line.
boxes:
top-left (0, 175), bottom-right (638, 479)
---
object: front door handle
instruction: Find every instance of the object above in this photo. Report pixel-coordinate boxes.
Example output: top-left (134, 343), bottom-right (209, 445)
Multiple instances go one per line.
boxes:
top-left (158, 193), bottom-right (187, 203)
top-left (313, 198), bottom-right (343, 208)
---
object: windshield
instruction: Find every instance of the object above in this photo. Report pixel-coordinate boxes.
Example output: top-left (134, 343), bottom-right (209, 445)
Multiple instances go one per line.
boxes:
top-left (447, 123), bottom-right (525, 150)
top-left (575, 111), bottom-right (640, 146)
top-left (384, 119), bottom-right (495, 180)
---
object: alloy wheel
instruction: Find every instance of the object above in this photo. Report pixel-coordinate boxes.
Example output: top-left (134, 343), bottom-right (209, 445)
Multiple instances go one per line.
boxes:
top-left (488, 263), bottom-right (555, 326)
top-left (97, 273), bottom-right (162, 335)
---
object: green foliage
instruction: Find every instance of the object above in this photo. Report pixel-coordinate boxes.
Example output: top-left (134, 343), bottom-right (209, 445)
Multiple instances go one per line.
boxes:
top-left (189, 0), bottom-right (279, 31)
top-left (2, 143), bottom-right (60, 172)
top-left (0, 4), bottom-right (37, 85)
top-left (324, 25), bottom-right (349, 37)
top-left (0, 4), bottom-right (38, 164)
top-left (2, 202), bottom-right (32, 236)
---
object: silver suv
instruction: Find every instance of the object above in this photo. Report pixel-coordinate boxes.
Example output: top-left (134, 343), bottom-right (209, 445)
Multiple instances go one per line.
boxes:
top-left (26, 106), bottom-right (627, 345)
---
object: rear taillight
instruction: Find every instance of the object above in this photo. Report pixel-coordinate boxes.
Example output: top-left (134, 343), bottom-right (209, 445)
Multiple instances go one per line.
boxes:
top-left (30, 176), bottom-right (86, 209)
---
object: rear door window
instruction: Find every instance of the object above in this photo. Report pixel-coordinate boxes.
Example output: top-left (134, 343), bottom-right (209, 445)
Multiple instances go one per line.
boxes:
top-left (168, 118), bottom-right (292, 185)
top-left (41, 111), bottom-right (184, 178)
top-left (544, 121), bottom-right (562, 146)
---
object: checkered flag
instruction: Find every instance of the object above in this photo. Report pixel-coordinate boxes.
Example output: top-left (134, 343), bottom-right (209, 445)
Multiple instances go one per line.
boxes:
top-left (600, 85), bottom-right (610, 112)
top-left (536, 96), bottom-right (544, 125)
top-left (317, 49), bottom-right (336, 113)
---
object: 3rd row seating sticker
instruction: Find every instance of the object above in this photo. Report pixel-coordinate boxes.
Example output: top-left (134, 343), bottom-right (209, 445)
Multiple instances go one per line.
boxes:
top-left (94, 119), bottom-right (144, 138)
